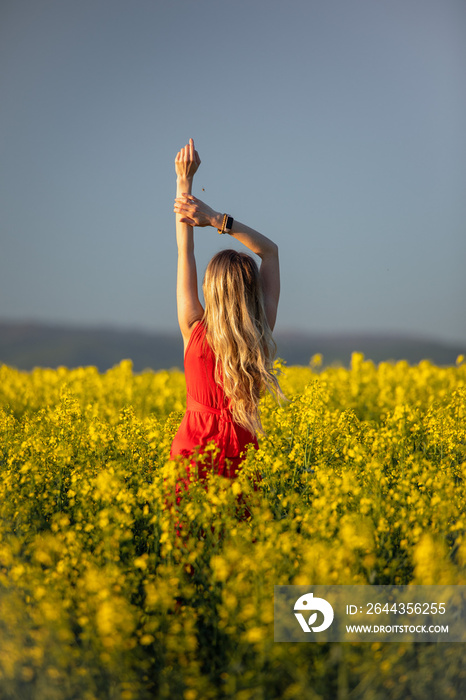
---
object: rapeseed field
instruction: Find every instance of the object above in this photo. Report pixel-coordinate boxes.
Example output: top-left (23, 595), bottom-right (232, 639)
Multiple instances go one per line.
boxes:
top-left (0, 354), bottom-right (464, 699)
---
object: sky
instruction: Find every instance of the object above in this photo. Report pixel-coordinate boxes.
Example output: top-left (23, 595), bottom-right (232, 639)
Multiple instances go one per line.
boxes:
top-left (1, 0), bottom-right (465, 344)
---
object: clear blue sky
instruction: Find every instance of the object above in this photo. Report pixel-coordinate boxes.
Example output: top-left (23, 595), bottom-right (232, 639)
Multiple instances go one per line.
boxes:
top-left (1, 0), bottom-right (465, 343)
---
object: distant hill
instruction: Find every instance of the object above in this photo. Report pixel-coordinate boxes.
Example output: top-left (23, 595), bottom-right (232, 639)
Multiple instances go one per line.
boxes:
top-left (0, 320), bottom-right (463, 372)
top-left (275, 330), bottom-right (464, 369)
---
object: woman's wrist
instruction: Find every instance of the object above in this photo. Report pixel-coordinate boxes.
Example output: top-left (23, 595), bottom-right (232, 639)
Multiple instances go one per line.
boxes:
top-left (176, 177), bottom-right (193, 197)
top-left (176, 176), bottom-right (193, 188)
top-left (211, 211), bottom-right (224, 229)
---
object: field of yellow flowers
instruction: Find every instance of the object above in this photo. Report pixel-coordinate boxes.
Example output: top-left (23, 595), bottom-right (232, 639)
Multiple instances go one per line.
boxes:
top-left (0, 354), bottom-right (465, 700)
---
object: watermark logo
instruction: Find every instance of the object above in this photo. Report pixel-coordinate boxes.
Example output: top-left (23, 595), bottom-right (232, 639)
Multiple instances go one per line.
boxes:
top-left (275, 585), bottom-right (465, 642)
top-left (294, 592), bottom-right (334, 633)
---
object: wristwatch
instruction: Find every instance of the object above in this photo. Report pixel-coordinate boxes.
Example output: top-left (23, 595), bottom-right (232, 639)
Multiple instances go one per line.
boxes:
top-left (218, 214), bottom-right (234, 234)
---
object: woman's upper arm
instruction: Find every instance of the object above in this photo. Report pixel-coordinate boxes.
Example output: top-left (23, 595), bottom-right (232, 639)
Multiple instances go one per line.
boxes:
top-left (176, 251), bottom-right (204, 346)
top-left (259, 245), bottom-right (280, 331)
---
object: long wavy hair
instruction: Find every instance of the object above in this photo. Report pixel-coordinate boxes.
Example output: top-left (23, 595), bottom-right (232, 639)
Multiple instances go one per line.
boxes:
top-left (202, 249), bottom-right (283, 435)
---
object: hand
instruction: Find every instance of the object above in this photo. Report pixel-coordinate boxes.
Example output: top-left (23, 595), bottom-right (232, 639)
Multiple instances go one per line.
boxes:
top-left (174, 194), bottom-right (220, 228)
top-left (175, 138), bottom-right (201, 180)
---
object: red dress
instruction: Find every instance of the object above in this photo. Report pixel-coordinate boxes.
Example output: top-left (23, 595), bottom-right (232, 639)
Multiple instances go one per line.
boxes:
top-left (170, 320), bottom-right (259, 480)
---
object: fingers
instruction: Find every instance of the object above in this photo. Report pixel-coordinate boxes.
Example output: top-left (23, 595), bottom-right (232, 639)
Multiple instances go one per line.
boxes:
top-left (178, 139), bottom-right (197, 160)
top-left (176, 194), bottom-right (197, 204)
top-left (176, 145), bottom-right (187, 161)
top-left (174, 197), bottom-right (198, 219)
top-left (175, 139), bottom-right (200, 165)
top-left (174, 200), bottom-right (196, 213)
top-left (174, 195), bottom-right (193, 207)
top-left (180, 140), bottom-right (192, 162)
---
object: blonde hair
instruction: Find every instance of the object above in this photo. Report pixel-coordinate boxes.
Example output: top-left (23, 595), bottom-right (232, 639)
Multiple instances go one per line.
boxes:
top-left (202, 249), bottom-right (283, 435)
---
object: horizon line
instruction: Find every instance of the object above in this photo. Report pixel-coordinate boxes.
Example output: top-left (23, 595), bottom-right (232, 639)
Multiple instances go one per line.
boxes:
top-left (0, 317), bottom-right (464, 347)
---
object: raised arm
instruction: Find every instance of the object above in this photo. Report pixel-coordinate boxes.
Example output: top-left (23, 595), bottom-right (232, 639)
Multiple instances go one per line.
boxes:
top-left (174, 139), bottom-right (204, 351)
top-left (174, 194), bottom-right (280, 330)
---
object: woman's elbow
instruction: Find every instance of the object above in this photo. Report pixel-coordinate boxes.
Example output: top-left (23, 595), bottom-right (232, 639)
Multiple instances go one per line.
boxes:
top-left (262, 241), bottom-right (278, 259)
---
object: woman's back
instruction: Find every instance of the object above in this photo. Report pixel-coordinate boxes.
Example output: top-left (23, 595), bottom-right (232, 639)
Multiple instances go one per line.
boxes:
top-left (170, 320), bottom-right (259, 478)
top-left (184, 321), bottom-right (225, 409)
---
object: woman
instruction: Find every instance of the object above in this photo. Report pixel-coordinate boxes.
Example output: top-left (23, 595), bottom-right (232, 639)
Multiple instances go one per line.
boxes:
top-left (170, 138), bottom-right (282, 488)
